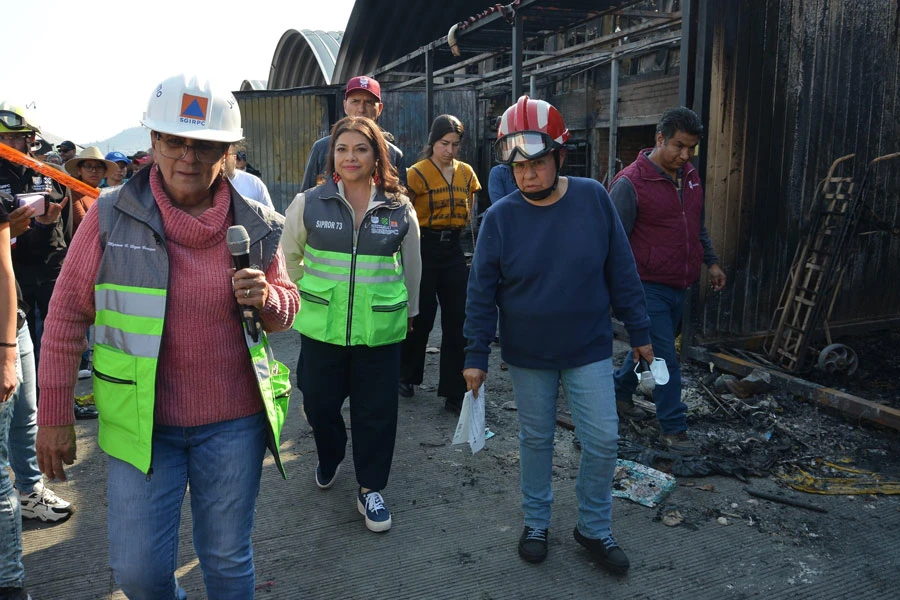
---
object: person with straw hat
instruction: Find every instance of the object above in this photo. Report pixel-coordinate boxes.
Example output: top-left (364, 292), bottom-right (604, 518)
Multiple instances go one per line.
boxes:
top-left (63, 146), bottom-right (118, 235)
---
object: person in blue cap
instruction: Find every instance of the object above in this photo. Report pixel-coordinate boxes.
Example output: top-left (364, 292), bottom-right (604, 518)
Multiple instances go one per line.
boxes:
top-left (101, 151), bottom-right (130, 188)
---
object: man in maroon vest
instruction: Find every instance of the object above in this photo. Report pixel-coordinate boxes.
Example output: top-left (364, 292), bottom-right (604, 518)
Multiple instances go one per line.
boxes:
top-left (610, 107), bottom-right (726, 455)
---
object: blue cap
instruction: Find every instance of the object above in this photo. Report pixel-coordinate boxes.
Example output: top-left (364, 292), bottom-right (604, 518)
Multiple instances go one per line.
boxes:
top-left (105, 151), bottom-right (131, 165)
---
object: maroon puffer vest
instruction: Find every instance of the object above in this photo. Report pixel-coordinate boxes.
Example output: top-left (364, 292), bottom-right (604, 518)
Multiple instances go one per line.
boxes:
top-left (613, 150), bottom-right (704, 289)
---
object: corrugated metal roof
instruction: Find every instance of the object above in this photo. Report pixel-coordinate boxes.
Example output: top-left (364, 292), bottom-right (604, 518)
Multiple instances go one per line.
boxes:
top-left (331, 0), bottom-right (508, 84)
top-left (240, 80), bottom-right (268, 91)
top-left (268, 29), bottom-right (343, 89)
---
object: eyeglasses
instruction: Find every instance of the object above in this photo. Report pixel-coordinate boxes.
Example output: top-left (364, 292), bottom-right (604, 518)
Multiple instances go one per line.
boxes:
top-left (155, 133), bottom-right (227, 164)
top-left (80, 163), bottom-right (107, 173)
top-left (494, 131), bottom-right (558, 165)
top-left (0, 110), bottom-right (29, 131)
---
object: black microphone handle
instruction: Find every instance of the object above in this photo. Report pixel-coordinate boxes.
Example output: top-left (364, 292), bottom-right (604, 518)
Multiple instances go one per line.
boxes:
top-left (232, 253), bottom-right (251, 271)
top-left (231, 253), bottom-right (260, 342)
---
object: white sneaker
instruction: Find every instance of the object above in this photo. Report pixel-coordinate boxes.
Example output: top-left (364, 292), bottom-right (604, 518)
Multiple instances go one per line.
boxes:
top-left (18, 480), bottom-right (74, 523)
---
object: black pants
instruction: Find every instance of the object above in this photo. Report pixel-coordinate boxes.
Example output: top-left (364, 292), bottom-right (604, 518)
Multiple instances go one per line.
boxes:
top-left (400, 234), bottom-right (468, 403)
top-left (18, 277), bottom-right (56, 366)
top-left (299, 335), bottom-right (401, 492)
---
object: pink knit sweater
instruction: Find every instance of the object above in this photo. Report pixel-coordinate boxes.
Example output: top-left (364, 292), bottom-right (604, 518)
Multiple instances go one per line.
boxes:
top-left (37, 168), bottom-right (300, 427)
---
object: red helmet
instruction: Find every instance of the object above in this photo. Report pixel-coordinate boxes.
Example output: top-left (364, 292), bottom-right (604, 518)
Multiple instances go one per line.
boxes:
top-left (495, 96), bottom-right (570, 164)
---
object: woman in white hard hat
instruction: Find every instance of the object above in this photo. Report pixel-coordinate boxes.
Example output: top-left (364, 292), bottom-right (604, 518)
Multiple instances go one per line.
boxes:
top-left (35, 74), bottom-right (300, 599)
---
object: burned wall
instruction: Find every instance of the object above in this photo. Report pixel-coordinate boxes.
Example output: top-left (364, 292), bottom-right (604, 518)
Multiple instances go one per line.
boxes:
top-left (697, 0), bottom-right (900, 340)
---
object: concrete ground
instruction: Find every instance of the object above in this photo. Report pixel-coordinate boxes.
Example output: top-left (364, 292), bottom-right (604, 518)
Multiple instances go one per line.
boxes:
top-left (22, 327), bottom-right (900, 599)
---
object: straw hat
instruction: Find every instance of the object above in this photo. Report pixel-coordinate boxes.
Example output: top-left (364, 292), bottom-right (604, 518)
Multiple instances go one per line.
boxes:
top-left (65, 146), bottom-right (119, 177)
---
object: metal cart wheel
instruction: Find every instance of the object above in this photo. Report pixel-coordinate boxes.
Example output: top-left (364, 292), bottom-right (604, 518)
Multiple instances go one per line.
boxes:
top-left (817, 343), bottom-right (859, 376)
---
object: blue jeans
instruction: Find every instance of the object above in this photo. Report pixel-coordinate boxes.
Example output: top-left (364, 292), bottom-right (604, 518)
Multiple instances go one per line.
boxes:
top-left (0, 328), bottom-right (26, 588)
top-left (507, 358), bottom-right (619, 538)
top-left (614, 282), bottom-right (688, 434)
top-left (107, 412), bottom-right (267, 600)
top-left (8, 324), bottom-right (41, 494)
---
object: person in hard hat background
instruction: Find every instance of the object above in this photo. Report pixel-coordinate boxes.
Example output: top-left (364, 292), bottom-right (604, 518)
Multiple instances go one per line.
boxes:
top-left (35, 74), bottom-right (300, 599)
top-left (462, 96), bottom-right (653, 574)
top-left (300, 75), bottom-right (407, 192)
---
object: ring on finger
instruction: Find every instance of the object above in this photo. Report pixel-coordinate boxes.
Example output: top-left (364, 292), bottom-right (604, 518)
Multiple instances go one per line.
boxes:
top-left (244, 288), bottom-right (251, 298)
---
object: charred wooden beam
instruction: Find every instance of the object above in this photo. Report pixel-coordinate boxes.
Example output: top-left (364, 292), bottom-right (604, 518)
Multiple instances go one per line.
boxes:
top-left (684, 346), bottom-right (900, 432)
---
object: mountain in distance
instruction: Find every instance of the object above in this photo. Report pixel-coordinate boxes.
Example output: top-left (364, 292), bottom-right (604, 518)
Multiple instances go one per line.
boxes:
top-left (85, 126), bottom-right (152, 156)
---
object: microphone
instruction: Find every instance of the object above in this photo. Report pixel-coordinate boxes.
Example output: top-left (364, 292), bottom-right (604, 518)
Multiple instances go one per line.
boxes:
top-left (226, 225), bottom-right (260, 342)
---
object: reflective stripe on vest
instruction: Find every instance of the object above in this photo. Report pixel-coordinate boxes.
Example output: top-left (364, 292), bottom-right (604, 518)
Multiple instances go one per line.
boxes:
top-left (295, 244), bottom-right (408, 347)
top-left (91, 283), bottom-right (165, 476)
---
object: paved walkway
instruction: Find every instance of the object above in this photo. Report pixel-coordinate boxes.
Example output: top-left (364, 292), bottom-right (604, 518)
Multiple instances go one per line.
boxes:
top-left (23, 329), bottom-right (900, 599)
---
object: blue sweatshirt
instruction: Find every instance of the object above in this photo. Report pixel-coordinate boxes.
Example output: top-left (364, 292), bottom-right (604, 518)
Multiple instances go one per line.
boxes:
top-left (464, 176), bottom-right (651, 371)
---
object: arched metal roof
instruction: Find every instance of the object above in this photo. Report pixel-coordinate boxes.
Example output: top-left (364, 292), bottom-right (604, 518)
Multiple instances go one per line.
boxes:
top-left (240, 79), bottom-right (268, 91)
top-left (268, 29), bottom-right (343, 89)
top-left (331, 1), bottom-right (496, 85)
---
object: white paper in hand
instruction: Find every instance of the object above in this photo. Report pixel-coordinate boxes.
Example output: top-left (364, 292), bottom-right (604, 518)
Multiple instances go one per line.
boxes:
top-left (451, 385), bottom-right (486, 454)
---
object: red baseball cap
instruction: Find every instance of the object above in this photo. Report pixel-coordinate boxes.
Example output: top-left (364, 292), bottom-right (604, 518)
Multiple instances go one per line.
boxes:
top-left (345, 76), bottom-right (381, 102)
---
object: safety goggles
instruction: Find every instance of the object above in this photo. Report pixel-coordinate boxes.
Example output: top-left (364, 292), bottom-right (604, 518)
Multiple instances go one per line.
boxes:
top-left (0, 110), bottom-right (29, 131)
top-left (494, 131), bottom-right (557, 165)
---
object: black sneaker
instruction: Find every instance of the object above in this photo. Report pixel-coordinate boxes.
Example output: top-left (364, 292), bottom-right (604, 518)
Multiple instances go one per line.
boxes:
top-left (0, 587), bottom-right (32, 600)
top-left (315, 462), bottom-right (340, 490)
top-left (74, 403), bottom-right (98, 419)
top-left (573, 527), bottom-right (630, 574)
top-left (518, 526), bottom-right (549, 563)
top-left (398, 381), bottom-right (415, 398)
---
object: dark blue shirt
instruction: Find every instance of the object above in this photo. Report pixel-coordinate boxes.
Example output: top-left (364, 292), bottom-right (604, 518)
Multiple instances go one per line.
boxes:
top-left (464, 176), bottom-right (651, 371)
top-left (487, 164), bottom-right (517, 204)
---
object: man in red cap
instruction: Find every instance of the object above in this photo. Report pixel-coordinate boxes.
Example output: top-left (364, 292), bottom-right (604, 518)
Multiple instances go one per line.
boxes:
top-left (300, 76), bottom-right (406, 191)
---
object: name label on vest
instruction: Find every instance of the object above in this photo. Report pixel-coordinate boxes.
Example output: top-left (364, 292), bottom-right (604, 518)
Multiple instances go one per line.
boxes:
top-left (107, 241), bottom-right (157, 252)
top-left (315, 220), bottom-right (343, 230)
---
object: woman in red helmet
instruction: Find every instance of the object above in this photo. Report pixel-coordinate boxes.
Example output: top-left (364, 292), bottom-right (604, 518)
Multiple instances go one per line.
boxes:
top-left (462, 96), bottom-right (654, 574)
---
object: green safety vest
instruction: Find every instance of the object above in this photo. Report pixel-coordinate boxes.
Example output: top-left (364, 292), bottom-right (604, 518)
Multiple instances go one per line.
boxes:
top-left (92, 171), bottom-right (292, 477)
top-left (294, 181), bottom-right (412, 347)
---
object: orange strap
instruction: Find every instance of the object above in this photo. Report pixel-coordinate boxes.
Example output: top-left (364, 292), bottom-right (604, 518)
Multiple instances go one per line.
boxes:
top-left (0, 144), bottom-right (100, 199)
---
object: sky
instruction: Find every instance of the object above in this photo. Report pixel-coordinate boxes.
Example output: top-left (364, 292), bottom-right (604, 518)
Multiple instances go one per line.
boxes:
top-left (2, 0), bottom-right (356, 145)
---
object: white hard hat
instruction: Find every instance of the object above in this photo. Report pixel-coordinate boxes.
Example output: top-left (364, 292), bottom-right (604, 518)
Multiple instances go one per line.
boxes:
top-left (141, 74), bottom-right (243, 143)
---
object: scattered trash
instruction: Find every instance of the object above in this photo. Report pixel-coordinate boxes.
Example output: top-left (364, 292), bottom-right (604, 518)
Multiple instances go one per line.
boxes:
top-left (611, 458), bottom-right (677, 508)
top-left (75, 393), bottom-right (94, 406)
top-left (501, 400), bottom-right (517, 411)
top-left (425, 346), bottom-right (440, 353)
top-left (714, 369), bottom-right (774, 399)
top-left (617, 439), bottom-right (755, 480)
top-left (779, 458), bottom-right (900, 495)
top-left (697, 484), bottom-right (716, 492)
top-left (484, 427), bottom-right (495, 440)
top-left (662, 509), bottom-right (683, 527)
top-left (717, 516), bottom-right (730, 526)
